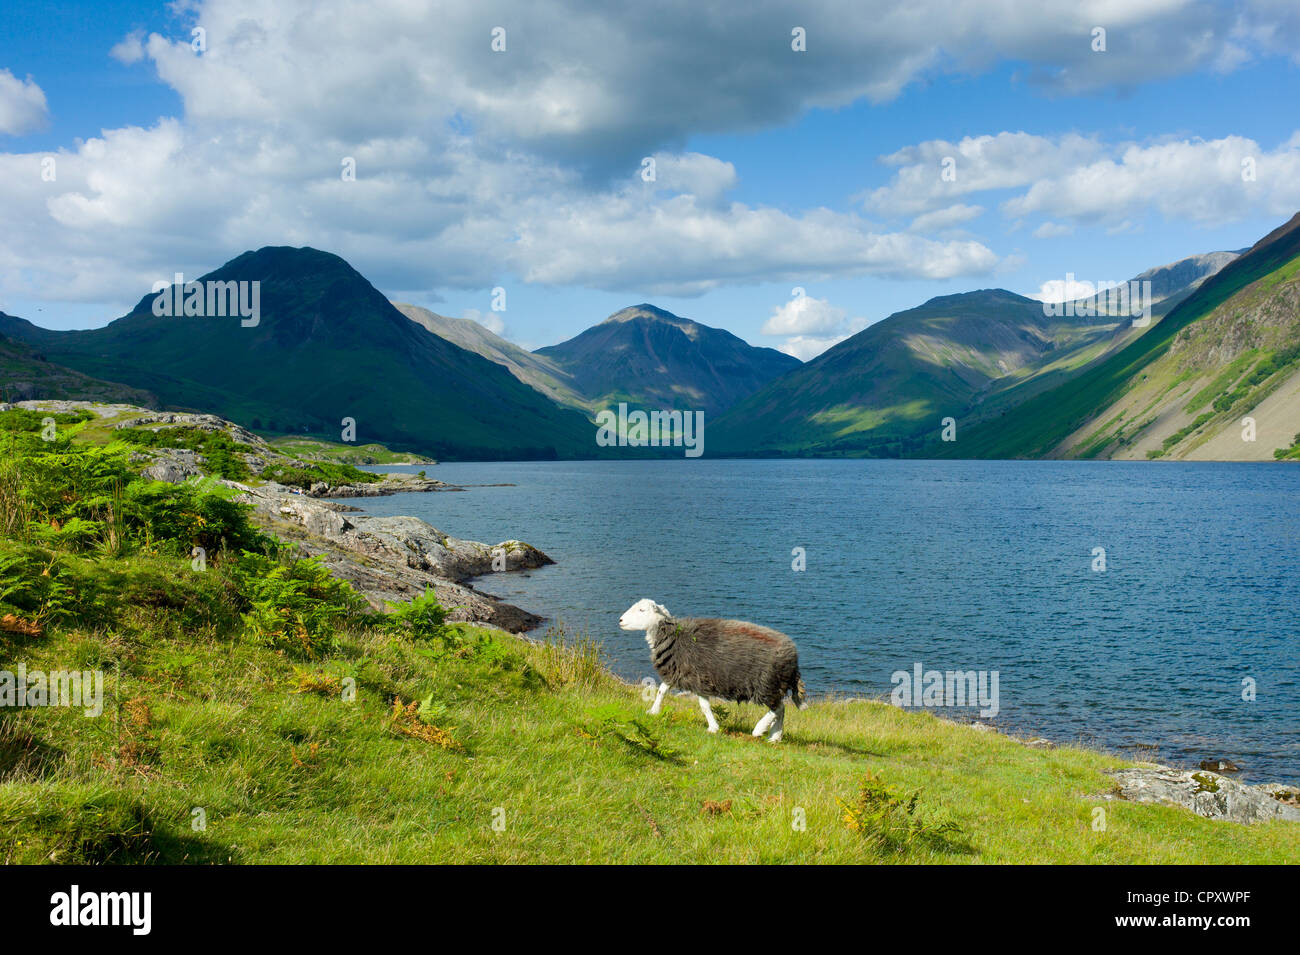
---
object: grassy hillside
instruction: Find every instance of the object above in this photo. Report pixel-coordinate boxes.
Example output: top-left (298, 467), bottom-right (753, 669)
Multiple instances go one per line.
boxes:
top-left (265, 435), bottom-right (436, 467)
top-left (0, 330), bottom-right (157, 407)
top-left (710, 289), bottom-right (1117, 456)
top-left (0, 248), bottom-right (598, 461)
top-left (933, 213), bottom-right (1300, 459)
top-left (2, 409), bottom-right (1297, 863)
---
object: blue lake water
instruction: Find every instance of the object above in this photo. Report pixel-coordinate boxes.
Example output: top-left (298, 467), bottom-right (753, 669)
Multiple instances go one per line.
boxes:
top-left (352, 459), bottom-right (1300, 783)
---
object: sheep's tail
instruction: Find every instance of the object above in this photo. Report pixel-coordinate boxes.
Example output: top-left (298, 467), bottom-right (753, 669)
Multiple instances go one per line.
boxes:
top-left (790, 670), bottom-right (807, 710)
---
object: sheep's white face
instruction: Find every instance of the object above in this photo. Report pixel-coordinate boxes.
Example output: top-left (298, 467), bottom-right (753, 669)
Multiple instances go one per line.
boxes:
top-left (619, 598), bottom-right (668, 632)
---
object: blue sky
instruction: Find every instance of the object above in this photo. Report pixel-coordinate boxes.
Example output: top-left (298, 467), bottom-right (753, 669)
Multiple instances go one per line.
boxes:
top-left (1, 0), bottom-right (1298, 357)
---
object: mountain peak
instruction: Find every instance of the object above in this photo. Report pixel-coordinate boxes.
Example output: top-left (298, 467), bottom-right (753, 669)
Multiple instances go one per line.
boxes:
top-left (601, 304), bottom-right (695, 327)
top-left (917, 288), bottom-right (1034, 310)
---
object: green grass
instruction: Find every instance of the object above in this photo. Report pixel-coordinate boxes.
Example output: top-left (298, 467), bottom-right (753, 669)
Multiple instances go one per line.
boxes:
top-left (5, 601), bottom-right (1299, 863)
top-left (265, 436), bottom-right (435, 466)
top-left (3, 410), bottom-right (1297, 864)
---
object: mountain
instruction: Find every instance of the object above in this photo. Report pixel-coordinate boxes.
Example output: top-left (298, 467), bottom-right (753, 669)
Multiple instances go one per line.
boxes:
top-left (392, 303), bottom-right (592, 413)
top-left (709, 288), bottom-right (1115, 455)
top-left (0, 248), bottom-right (598, 460)
top-left (708, 250), bottom-right (1243, 457)
top-left (0, 326), bottom-right (157, 406)
top-left (937, 213), bottom-right (1300, 460)
top-left (533, 304), bottom-right (801, 416)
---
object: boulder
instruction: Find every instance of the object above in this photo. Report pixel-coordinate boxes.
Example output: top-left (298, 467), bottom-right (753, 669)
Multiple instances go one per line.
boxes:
top-left (1109, 767), bottom-right (1300, 824)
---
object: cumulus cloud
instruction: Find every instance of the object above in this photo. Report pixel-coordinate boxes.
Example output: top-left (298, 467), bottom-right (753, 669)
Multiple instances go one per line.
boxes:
top-left (1032, 221), bottom-right (1074, 238)
top-left (762, 294), bottom-right (847, 335)
top-left (778, 334), bottom-right (850, 361)
top-left (867, 132), bottom-right (1104, 217)
top-left (0, 70), bottom-right (48, 135)
top-left (870, 130), bottom-right (1300, 231)
top-left (6, 0), bottom-right (1300, 310)
top-left (908, 203), bottom-right (984, 233)
top-left (761, 293), bottom-right (870, 358)
top-left (1001, 134), bottom-right (1300, 226)
top-left (109, 32), bottom-right (147, 65)
top-left (1033, 276), bottom-right (1106, 304)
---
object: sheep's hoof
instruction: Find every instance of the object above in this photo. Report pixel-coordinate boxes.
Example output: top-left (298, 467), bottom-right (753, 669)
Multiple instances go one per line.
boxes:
top-left (767, 734), bottom-right (783, 743)
top-left (706, 725), bottom-right (719, 734)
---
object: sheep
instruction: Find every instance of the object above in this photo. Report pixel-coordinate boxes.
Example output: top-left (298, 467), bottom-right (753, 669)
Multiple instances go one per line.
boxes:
top-left (618, 598), bottom-right (805, 742)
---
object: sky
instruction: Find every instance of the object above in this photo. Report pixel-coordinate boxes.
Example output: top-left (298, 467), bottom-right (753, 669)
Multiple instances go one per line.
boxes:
top-left (1, 0), bottom-right (1298, 358)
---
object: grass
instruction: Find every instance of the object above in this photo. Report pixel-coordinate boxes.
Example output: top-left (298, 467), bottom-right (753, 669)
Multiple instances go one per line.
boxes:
top-left (3, 408), bottom-right (1298, 864)
top-left (5, 588), bottom-right (1300, 863)
top-left (265, 435), bottom-right (436, 466)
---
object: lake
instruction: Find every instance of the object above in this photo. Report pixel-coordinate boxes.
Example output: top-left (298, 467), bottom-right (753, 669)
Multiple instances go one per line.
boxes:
top-left (352, 459), bottom-right (1300, 783)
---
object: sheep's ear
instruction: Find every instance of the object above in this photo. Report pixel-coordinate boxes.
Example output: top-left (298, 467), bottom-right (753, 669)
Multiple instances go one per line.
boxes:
top-left (653, 601), bottom-right (670, 618)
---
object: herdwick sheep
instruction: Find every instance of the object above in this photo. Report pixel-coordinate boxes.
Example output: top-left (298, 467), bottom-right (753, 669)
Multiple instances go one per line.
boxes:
top-left (619, 598), bottom-right (805, 742)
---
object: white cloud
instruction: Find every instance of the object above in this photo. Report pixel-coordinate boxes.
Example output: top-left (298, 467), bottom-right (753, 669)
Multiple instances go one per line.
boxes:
top-left (0, 70), bottom-right (48, 135)
top-left (7, 0), bottom-right (1300, 310)
top-left (761, 293), bottom-right (871, 358)
top-left (870, 129), bottom-right (1300, 232)
top-left (109, 32), bottom-right (147, 65)
top-left (867, 132), bottom-right (1103, 217)
top-left (908, 203), bottom-right (984, 233)
top-left (1002, 134), bottom-right (1300, 226)
top-left (761, 295), bottom-right (847, 335)
top-left (777, 334), bottom-right (849, 361)
top-left (1032, 221), bottom-right (1074, 238)
top-left (1034, 277), bottom-right (1103, 304)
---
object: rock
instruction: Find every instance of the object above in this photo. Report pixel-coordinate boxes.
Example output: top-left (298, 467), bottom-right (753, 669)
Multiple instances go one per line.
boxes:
top-left (1109, 767), bottom-right (1300, 824)
top-left (308, 474), bottom-right (461, 497)
top-left (1199, 758), bottom-right (1242, 773)
top-left (1255, 784), bottom-right (1300, 806)
top-left (970, 721), bottom-right (996, 733)
top-left (139, 449), bottom-right (204, 483)
top-left (232, 481), bottom-right (550, 632)
top-left (1023, 738), bottom-right (1054, 749)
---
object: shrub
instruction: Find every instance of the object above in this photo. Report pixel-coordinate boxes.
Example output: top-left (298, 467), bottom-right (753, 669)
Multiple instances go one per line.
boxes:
top-left (114, 426), bottom-right (251, 481)
top-left (383, 587), bottom-right (448, 641)
top-left (260, 460), bottom-right (379, 490)
top-left (838, 771), bottom-right (965, 854)
top-left (234, 552), bottom-right (366, 659)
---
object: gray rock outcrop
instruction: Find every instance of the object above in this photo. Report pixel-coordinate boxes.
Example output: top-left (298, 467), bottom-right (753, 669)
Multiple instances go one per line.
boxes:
top-left (1108, 767), bottom-right (1300, 824)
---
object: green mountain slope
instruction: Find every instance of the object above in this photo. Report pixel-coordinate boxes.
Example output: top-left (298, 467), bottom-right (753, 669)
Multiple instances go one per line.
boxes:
top-left (709, 288), bottom-right (1121, 456)
top-left (393, 303), bottom-right (593, 414)
top-left (0, 248), bottom-right (597, 460)
top-left (535, 304), bottom-right (801, 417)
top-left (0, 328), bottom-right (157, 406)
top-left (932, 212), bottom-right (1300, 460)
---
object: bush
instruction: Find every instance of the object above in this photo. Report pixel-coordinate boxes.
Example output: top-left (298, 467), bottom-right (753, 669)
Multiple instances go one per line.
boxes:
top-left (838, 771), bottom-right (965, 854)
top-left (260, 460), bottom-right (379, 490)
top-left (114, 426), bottom-right (252, 481)
top-left (383, 587), bottom-right (448, 641)
top-left (234, 552), bottom-right (366, 659)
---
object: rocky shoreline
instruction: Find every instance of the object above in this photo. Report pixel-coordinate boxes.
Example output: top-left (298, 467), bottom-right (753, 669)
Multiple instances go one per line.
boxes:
top-left (235, 481), bottom-right (553, 632)
top-left (19, 401), bottom-right (555, 633)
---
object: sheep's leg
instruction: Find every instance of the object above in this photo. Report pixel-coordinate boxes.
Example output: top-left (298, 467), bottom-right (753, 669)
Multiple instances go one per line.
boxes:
top-left (648, 682), bottom-right (670, 715)
top-left (767, 703), bottom-right (785, 743)
top-left (752, 709), bottom-right (777, 737)
top-left (697, 696), bottom-right (719, 733)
